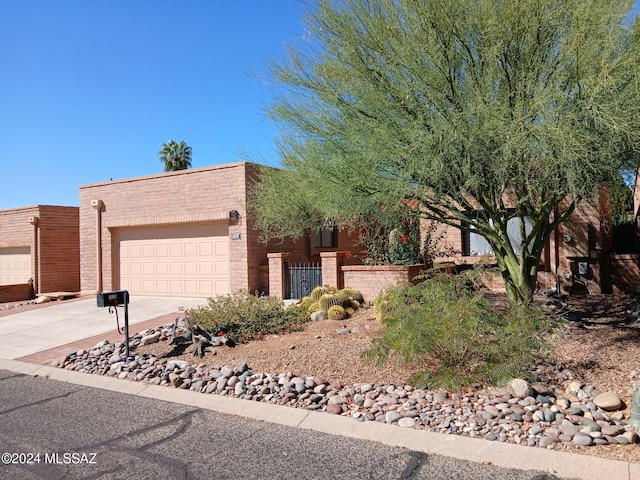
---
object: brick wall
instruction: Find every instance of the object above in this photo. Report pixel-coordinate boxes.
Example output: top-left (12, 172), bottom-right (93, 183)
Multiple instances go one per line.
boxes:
top-left (267, 253), bottom-right (289, 299)
top-left (0, 206), bottom-right (39, 249)
top-left (419, 190), bottom-right (612, 293)
top-left (0, 205), bottom-right (79, 296)
top-left (342, 264), bottom-right (424, 304)
top-left (0, 283), bottom-right (34, 303)
top-left (80, 163), bottom-right (255, 294)
top-left (79, 162), bottom-right (311, 296)
top-left (38, 206), bottom-right (80, 293)
top-left (320, 252), bottom-right (344, 290)
top-left (608, 254), bottom-right (640, 290)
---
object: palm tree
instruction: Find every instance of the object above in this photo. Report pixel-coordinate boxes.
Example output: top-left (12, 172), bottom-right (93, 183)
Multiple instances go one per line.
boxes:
top-left (158, 140), bottom-right (192, 172)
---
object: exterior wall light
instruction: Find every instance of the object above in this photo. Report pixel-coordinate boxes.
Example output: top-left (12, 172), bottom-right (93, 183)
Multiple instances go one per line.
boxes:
top-left (229, 210), bottom-right (240, 221)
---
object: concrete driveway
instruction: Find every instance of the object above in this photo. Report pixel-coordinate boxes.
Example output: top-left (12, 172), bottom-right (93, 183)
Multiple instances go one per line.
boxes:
top-left (0, 296), bottom-right (206, 359)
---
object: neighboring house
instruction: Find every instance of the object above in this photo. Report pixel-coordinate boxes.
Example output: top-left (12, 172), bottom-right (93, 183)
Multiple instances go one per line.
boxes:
top-left (79, 162), bottom-right (363, 298)
top-left (0, 205), bottom-right (80, 301)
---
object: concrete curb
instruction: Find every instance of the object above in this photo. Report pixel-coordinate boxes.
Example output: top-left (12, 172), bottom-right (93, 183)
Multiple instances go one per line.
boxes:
top-left (1, 358), bottom-right (638, 480)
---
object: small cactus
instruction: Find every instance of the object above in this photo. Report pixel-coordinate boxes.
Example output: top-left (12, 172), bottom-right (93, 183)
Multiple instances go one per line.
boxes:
top-left (319, 293), bottom-right (345, 312)
top-left (373, 291), bottom-right (391, 321)
top-left (308, 301), bottom-right (322, 313)
top-left (298, 296), bottom-right (312, 311)
top-left (310, 286), bottom-right (329, 301)
top-left (345, 306), bottom-right (355, 317)
top-left (341, 287), bottom-right (364, 304)
top-left (327, 305), bottom-right (347, 320)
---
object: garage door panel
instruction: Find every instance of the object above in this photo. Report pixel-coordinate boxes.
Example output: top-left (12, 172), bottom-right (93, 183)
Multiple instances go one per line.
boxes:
top-left (117, 223), bottom-right (230, 297)
top-left (200, 262), bottom-right (213, 275)
top-left (157, 262), bottom-right (169, 275)
top-left (215, 242), bottom-right (229, 256)
top-left (200, 242), bottom-right (214, 256)
top-left (216, 280), bottom-right (230, 296)
top-left (215, 261), bottom-right (229, 275)
top-left (0, 247), bottom-right (32, 285)
top-left (156, 280), bottom-right (169, 294)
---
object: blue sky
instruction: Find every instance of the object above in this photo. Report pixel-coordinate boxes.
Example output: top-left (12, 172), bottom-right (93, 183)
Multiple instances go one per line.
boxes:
top-left (0, 1), bottom-right (305, 209)
top-left (1, 1), bottom-right (639, 209)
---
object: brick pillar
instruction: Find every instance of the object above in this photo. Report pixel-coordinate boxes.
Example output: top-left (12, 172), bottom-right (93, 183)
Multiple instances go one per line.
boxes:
top-left (267, 253), bottom-right (290, 299)
top-left (320, 251), bottom-right (344, 289)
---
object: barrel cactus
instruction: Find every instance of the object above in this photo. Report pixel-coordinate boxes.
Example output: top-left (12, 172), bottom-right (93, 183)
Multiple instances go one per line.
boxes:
top-left (298, 296), bottom-right (312, 311)
top-left (310, 285), bottom-right (330, 302)
top-left (341, 287), bottom-right (364, 305)
top-left (308, 301), bottom-right (322, 313)
top-left (327, 305), bottom-right (347, 320)
top-left (319, 293), bottom-right (345, 312)
top-left (373, 291), bottom-right (391, 322)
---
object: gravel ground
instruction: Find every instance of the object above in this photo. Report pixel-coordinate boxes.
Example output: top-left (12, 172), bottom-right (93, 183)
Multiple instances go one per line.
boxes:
top-left (129, 293), bottom-right (640, 463)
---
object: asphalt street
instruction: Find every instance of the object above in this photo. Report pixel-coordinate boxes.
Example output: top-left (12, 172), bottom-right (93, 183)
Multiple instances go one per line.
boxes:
top-left (0, 369), bottom-right (559, 480)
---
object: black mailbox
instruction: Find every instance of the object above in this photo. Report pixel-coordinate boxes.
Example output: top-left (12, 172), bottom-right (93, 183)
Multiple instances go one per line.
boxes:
top-left (97, 290), bottom-right (129, 307)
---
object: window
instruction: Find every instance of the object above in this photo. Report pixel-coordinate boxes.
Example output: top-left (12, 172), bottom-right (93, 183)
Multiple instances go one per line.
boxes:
top-left (463, 216), bottom-right (532, 256)
top-left (314, 227), bottom-right (338, 248)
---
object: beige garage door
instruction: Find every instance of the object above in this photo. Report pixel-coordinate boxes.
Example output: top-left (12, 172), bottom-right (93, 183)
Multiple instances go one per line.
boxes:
top-left (116, 223), bottom-right (230, 297)
top-left (0, 247), bottom-right (32, 285)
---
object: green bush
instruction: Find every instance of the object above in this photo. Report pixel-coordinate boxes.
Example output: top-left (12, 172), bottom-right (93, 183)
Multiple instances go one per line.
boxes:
top-left (185, 290), bottom-right (309, 343)
top-left (363, 274), bottom-right (556, 391)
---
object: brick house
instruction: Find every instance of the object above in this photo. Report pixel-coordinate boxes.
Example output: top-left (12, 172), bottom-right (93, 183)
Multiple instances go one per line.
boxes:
top-left (0, 205), bottom-right (80, 301)
top-left (79, 162), bottom-right (363, 298)
top-left (422, 188), bottom-right (613, 294)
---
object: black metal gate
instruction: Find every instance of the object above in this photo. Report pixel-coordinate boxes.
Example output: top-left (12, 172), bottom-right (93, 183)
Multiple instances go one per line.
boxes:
top-left (287, 262), bottom-right (322, 299)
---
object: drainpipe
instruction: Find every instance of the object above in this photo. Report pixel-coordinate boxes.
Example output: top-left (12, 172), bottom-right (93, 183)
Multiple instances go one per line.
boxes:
top-left (91, 199), bottom-right (104, 293)
top-left (28, 216), bottom-right (39, 295)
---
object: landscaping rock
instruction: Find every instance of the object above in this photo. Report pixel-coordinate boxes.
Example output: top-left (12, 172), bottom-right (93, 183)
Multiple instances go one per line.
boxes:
top-left (140, 332), bottom-right (161, 345)
top-left (593, 392), bottom-right (623, 411)
top-left (311, 310), bottom-right (327, 322)
top-left (52, 320), bottom-right (639, 451)
top-left (507, 379), bottom-right (533, 399)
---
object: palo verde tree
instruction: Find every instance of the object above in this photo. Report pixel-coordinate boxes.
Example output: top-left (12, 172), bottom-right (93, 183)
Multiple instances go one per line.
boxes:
top-left (158, 140), bottom-right (192, 172)
top-left (256, 0), bottom-right (640, 307)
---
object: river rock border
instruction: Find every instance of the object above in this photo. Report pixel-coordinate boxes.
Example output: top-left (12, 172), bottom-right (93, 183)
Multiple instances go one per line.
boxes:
top-left (52, 322), bottom-right (640, 448)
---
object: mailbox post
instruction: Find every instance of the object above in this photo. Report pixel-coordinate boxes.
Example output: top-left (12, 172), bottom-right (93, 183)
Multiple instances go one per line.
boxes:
top-left (97, 290), bottom-right (131, 360)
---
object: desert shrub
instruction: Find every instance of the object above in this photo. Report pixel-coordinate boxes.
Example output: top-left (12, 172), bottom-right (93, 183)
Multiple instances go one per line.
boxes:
top-left (185, 290), bottom-right (309, 343)
top-left (363, 274), bottom-right (556, 391)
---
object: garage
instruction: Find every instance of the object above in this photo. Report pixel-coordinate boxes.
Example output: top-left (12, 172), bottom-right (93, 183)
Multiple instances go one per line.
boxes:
top-left (0, 246), bottom-right (32, 285)
top-left (116, 223), bottom-right (230, 297)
